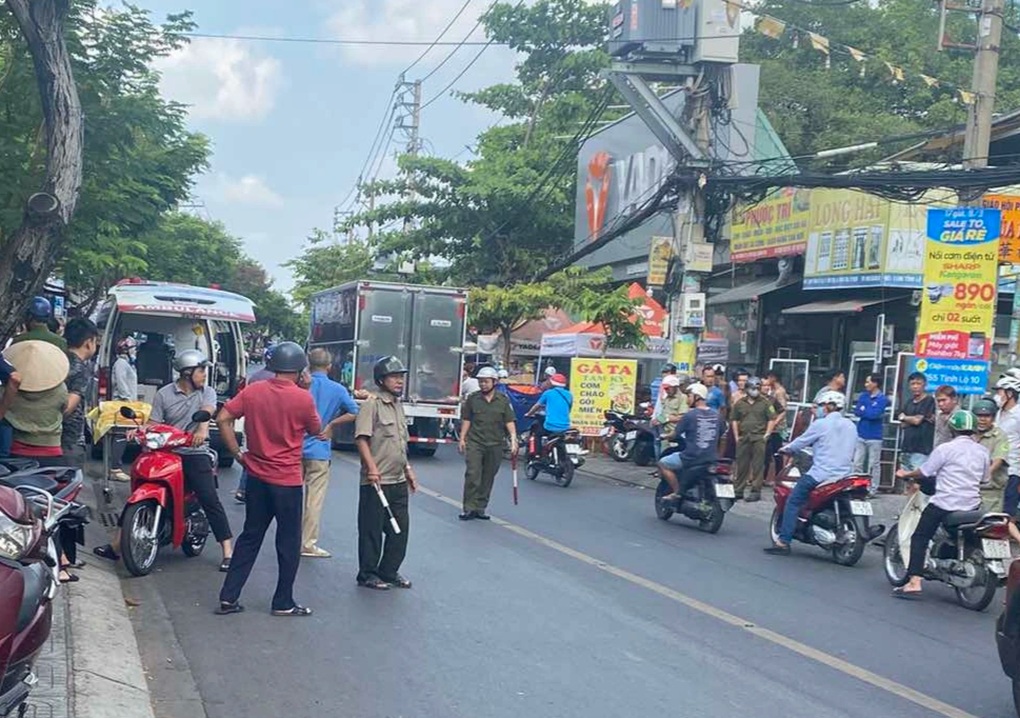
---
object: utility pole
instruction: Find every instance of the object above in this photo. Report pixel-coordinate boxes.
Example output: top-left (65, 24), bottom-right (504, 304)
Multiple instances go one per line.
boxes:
top-left (961, 0), bottom-right (1004, 169)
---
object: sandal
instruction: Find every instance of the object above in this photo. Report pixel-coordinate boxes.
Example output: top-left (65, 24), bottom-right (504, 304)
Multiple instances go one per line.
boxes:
top-left (93, 545), bottom-right (120, 562)
top-left (382, 574), bottom-right (412, 589)
top-left (219, 558), bottom-right (232, 573)
top-left (59, 572), bottom-right (80, 584)
top-left (271, 605), bottom-right (313, 617)
top-left (892, 587), bottom-right (923, 600)
top-left (62, 559), bottom-right (86, 570)
top-left (215, 601), bottom-right (244, 615)
top-left (357, 576), bottom-right (391, 591)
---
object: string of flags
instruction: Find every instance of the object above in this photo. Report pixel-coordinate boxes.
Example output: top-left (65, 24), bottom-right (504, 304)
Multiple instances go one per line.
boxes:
top-left (725, 0), bottom-right (976, 105)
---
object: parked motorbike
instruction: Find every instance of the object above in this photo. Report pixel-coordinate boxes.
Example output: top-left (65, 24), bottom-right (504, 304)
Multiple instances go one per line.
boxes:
top-left (526, 428), bottom-right (584, 487)
top-left (884, 490), bottom-right (1011, 611)
top-left (118, 407), bottom-right (215, 577)
top-left (0, 478), bottom-right (87, 717)
top-left (769, 451), bottom-right (884, 566)
top-left (654, 448), bottom-right (735, 533)
top-left (601, 409), bottom-right (644, 463)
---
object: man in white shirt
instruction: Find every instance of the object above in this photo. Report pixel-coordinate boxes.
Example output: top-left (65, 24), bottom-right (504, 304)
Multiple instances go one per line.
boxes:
top-left (995, 374), bottom-right (1020, 515)
top-left (461, 362), bottom-right (480, 400)
top-left (893, 409), bottom-right (988, 598)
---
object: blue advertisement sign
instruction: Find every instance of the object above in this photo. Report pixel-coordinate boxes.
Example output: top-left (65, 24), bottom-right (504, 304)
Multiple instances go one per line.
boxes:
top-left (908, 357), bottom-right (990, 395)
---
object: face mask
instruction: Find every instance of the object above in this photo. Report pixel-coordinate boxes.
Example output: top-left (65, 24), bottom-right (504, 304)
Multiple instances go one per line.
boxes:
top-left (748, 389), bottom-right (760, 398)
top-left (995, 394), bottom-right (1007, 409)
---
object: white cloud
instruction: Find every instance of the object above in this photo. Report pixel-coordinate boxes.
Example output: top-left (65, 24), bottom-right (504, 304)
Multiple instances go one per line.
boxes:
top-left (326, 0), bottom-right (489, 67)
top-left (213, 174), bottom-right (284, 208)
top-left (156, 36), bottom-right (282, 122)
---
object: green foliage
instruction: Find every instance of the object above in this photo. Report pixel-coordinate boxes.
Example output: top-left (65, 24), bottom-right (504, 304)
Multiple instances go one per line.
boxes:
top-left (340, 0), bottom-right (614, 287)
top-left (284, 231), bottom-right (374, 307)
top-left (567, 285), bottom-right (644, 352)
top-left (0, 2), bottom-right (209, 306)
top-left (740, 0), bottom-right (1020, 164)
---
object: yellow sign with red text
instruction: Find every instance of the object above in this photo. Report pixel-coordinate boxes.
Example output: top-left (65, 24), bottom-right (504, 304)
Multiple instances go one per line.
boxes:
top-left (569, 358), bottom-right (637, 437)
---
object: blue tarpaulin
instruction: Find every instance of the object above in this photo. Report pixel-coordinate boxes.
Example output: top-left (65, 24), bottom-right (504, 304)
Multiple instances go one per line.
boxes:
top-left (498, 383), bottom-right (542, 433)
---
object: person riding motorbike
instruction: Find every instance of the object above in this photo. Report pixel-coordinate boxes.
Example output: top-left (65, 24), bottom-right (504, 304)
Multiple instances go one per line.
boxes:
top-left (525, 373), bottom-right (572, 456)
top-left (994, 373), bottom-right (1020, 516)
top-left (657, 383), bottom-right (723, 503)
top-left (94, 350), bottom-right (234, 570)
top-left (765, 390), bottom-right (857, 556)
top-left (892, 409), bottom-right (989, 598)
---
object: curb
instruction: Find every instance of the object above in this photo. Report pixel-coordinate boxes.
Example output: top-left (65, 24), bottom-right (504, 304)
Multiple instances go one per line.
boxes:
top-left (67, 481), bottom-right (156, 718)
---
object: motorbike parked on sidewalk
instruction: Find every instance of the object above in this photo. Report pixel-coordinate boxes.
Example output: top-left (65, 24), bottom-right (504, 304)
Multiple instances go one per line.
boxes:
top-left (654, 447), bottom-right (735, 533)
top-left (884, 488), bottom-right (1011, 611)
top-left (117, 407), bottom-right (215, 577)
top-left (0, 479), bottom-right (87, 717)
top-left (601, 407), bottom-right (651, 463)
top-left (526, 427), bottom-right (585, 487)
top-left (769, 451), bottom-right (884, 566)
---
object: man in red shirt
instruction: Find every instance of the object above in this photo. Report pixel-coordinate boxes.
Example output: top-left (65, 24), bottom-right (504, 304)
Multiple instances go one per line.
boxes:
top-left (215, 342), bottom-right (321, 617)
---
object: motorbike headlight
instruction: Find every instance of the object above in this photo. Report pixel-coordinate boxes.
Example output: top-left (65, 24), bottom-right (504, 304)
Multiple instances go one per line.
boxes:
top-left (0, 513), bottom-right (35, 561)
top-left (145, 432), bottom-right (171, 450)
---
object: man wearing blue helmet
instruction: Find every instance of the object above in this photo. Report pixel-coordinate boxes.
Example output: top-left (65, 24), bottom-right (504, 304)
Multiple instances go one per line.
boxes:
top-left (11, 296), bottom-right (66, 351)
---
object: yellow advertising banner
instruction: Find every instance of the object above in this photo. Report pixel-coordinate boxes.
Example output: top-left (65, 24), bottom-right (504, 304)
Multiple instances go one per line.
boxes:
top-left (647, 236), bottom-right (673, 287)
top-left (569, 358), bottom-right (637, 437)
top-left (671, 334), bottom-right (698, 374)
top-left (803, 189), bottom-right (890, 288)
top-left (916, 208), bottom-right (1000, 366)
top-left (982, 193), bottom-right (1020, 263)
top-left (730, 187), bottom-right (812, 263)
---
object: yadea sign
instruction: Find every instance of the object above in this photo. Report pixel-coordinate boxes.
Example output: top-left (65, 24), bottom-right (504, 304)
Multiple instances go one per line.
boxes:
top-left (574, 362), bottom-right (634, 376)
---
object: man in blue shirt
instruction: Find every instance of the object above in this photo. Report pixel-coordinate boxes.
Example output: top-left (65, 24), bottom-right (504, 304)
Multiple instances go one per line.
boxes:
top-left (701, 365), bottom-right (726, 413)
top-left (852, 372), bottom-right (888, 496)
top-left (301, 348), bottom-right (359, 558)
top-left (525, 373), bottom-right (573, 453)
top-left (765, 390), bottom-right (857, 555)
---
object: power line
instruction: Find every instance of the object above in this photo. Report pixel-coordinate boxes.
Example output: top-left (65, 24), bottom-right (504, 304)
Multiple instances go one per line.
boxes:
top-left (182, 31), bottom-right (503, 47)
top-left (404, 0), bottom-right (476, 74)
top-left (422, 0), bottom-right (499, 83)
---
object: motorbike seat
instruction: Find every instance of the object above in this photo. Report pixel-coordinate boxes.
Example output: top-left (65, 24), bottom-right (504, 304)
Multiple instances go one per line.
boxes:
top-left (0, 458), bottom-right (41, 473)
top-left (0, 471), bottom-right (59, 494)
top-left (943, 510), bottom-right (986, 528)
top-left (16, 564), bottom-right (47, 634)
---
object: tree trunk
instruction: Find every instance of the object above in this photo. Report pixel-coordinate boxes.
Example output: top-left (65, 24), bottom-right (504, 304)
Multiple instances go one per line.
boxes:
top-left (501, 325), bottom-right (513, 369)
top-left (0, 0), bottom-right (83, 340)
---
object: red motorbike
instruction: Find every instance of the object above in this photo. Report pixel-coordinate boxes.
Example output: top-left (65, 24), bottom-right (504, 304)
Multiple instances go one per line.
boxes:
top-left (0, 475), bottom-right (85, 717)
top-left (118, 407), bottom-right (214, 576)
top-left (769, 450), bottom-right (884, 566)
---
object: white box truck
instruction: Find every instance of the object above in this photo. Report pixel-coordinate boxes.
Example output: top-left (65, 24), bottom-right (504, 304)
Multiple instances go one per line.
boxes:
top-left (308, 280), bottom-right (468, 456)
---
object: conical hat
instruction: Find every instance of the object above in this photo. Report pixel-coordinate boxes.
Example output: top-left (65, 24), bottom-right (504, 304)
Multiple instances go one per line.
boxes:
top-left (3, 341), bottom-right (69, 392)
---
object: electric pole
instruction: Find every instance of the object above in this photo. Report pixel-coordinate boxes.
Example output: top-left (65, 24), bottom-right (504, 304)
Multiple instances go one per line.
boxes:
top-left (962, 0), bottom-right (1004, 169)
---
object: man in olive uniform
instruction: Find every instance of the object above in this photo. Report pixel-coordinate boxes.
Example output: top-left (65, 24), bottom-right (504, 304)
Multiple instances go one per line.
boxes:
top-left (974, 397), bottom-right (1010, 512)
top-left (354, 356), bottom-right (418, 591)
top-left (459, 366), bottom-right (517, 521)
top-left (731, 376), bottom-right (777, 502)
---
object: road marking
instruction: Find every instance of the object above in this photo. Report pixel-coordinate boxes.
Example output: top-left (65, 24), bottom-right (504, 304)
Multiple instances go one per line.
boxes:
top-left (415, 484), bottom-right (978, 718)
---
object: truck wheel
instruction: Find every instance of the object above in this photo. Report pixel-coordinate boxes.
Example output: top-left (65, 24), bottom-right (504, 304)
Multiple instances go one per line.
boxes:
top-left (414, 446), bottom-right (437, 458)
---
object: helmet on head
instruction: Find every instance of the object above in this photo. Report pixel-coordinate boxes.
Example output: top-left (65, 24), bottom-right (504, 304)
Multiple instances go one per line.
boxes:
top-left (476, 366), bottom-right (499, 380)
top-left (266, 341), bottom-right (307, 373)
top-left (662, 375), bottom-right (682, 388)
top-left (996, 375), bottom-right (1020, 393)
top-left (27, 296), bottom-right (52, 321)
top-left (174, 349), bottom-right (212, 374)
top-left (816, 390), bottom-right (845, 410)
top-left (544, 366), bottom-right (557, 378)
top-left (973, 397), bottom-right (998, 417)
top-left (116, 337), bottom-right (137, 354)
top-left (746, 377), bottom-right (763, 390)
top-left (550, 373), bottom-right (567, 388)
top-left (661, 363), bottom-right (677, 374)
top-left (948, 409), bottom-right (976, 433)
top-left (687, 382), bottom-right (708, 401)
top-left (374, 356), bottom-right (408, 384)
top-left (497, 368), bottom-right (509, 380)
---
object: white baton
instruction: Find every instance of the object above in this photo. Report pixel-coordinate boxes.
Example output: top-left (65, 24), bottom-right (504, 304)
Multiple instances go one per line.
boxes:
top-left (374, 483), bottom-right (402, 535)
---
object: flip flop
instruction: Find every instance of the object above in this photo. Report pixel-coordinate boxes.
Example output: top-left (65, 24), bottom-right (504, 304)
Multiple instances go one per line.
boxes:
top-left (59, 573), bottom-right (80, 584)
top-left (271, 605), bottom-right (313, 617)
top-left (215, 601), bottom-right (245, 615)
top-left (93, 545), bottom-right (120, 561)
top-left (892, 587), bottom-right (922, 600)
top-left (219, 558), bottom-right (232, 573)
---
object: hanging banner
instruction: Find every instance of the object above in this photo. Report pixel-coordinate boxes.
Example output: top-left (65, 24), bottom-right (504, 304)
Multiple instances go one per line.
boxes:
top-left (647, 236), bottom-right (673, 287)
top-left (981, 194), bottom-right (1020, 263)
top-left (915, 207), bottom-right (1000, 392)
top-left (730, 188), bottom-right (812, 263)
top-left (569, 358), bottom-right (637, 437)
top-left (803, 189), bottom-right (890, 288)
top-left (671, 333), bottom-right (698, 373)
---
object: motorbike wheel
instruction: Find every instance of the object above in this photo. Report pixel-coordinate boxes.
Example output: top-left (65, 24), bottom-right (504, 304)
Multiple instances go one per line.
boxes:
top-left (609, 436), bottom-right (631, 462)
top-left (768, 507), bottom-right (783, 545)
top-left (633, 441), bottom-right (655, 467)
top-left (699, 500), bottom-right (726, 534)
top-left (654, 479), bottom-right (674, 521)
top-left (555, 455), bottom-right (574, 488)
top-left (181, 509), bottom-right (209, 558)
top-left (954, 548), bottom-right (998, 612)
top-left (526, 462), bottom-right (540, 481)
top-left (121, 500), bottom-right (161, 577)
top-left (831, 518), bottom-right (866, 567)
top-left (882, 522), bottom-right (910, 587)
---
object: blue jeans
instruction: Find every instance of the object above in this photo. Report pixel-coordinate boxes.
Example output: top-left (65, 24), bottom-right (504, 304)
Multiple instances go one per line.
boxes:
top-left (1005, 475), bottom-right (1020, 517)
top-left (779, 474), bottom-right (819, 545)
top-left (238, 468), bottom-right (248, 493)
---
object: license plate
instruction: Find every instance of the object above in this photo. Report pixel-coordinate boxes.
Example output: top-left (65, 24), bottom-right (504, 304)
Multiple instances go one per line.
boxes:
top-left (716, 484), bottom-right (735, 499)
top-left (625, 431), bottom-right (637, 440)
top-left (599, 427), bottom-right (611, 437)
top-left (849, 500), bottom-right (873, 516)
top-left (565, 444), bottom-right (581, 454)
top-left (983, 538), bottom-right (1012, 559)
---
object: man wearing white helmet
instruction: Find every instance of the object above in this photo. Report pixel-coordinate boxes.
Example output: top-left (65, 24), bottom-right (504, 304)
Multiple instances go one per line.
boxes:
top-left (653, 375), bottom-right (686, 445)
top-left (658, 382), bottom-right (723, 501)
top-left (459, 366), bottom-right (517, 520)
top-left (995, 373), bottom-right (1020, 515)
top-left (765, 390), bottom-right (857, 555)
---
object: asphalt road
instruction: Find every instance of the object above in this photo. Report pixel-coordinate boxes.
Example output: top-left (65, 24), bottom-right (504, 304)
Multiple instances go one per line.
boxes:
top-left (132, 447), bottom-right (1015, 718)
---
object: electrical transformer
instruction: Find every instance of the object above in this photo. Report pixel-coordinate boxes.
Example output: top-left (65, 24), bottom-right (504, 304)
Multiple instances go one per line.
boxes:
top-left (608, 0), bottom-right (699, 59)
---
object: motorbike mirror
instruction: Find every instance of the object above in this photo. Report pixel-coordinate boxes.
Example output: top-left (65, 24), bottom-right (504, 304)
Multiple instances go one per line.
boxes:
top-left (119, 406), bottom-right (137, 420)
top-left (192, 410), bottom-right (212, 424)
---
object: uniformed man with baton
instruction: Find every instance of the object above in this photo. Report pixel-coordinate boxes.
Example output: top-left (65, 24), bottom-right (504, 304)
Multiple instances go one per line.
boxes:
top-left (459, 366), bottom-right (517, 520)
top-left (354, 356), bottom-right (417, 590)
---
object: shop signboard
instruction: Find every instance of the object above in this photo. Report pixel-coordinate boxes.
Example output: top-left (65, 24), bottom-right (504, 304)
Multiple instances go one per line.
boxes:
top-left (696, 336), bottom-right (729, 364)
top-left (730, 188), bottom-right (812, 263)
top-left (671, 333), bottom-right (698, 373)
top-left (569, 358), bottom-right (638, 437)
top-left (981, 193), bottom-right (1020, 262)
top-left (647, 236), bottom-right (673, 287)
top-left (907, 357), bottom-right (989, 395)
top-left (914, 207), bottom-right (1001, 394)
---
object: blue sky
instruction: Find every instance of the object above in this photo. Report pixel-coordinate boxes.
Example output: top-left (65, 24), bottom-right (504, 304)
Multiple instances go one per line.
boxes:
top-left (137, 0), bottom-right (524, 294)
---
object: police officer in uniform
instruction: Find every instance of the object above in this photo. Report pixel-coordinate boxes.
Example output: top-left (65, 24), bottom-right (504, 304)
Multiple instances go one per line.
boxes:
top-left (354, 357), bottom-right (417, 590)
top-left (459, 366), bottom-right (517, 521)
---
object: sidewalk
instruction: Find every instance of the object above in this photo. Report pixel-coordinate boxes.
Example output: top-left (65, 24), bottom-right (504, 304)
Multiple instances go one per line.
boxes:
top-left (578, 454), bottom-right (905, 530)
